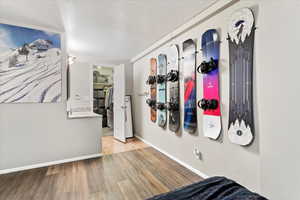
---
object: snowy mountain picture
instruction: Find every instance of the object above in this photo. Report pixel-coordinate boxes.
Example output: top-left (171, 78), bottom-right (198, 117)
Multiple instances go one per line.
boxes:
top-left (0, 23), bottom-right (62, 103)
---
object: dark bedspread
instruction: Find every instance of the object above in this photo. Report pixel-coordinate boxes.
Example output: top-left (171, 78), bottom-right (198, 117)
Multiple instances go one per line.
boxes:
top-left (147, 176), bottom-right (267, 200)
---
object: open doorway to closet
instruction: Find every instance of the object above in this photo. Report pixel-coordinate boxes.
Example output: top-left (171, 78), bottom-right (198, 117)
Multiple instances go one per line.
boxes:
top-left (93, 64), bottom-right (144, 155)
top-left (93, 66), bottom-right (114, 136)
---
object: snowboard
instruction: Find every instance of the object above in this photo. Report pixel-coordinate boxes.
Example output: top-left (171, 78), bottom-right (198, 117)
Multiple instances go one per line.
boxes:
top-left (197, 29), bottom-right (221, 139)
top-left (146, 58), bottom-right (157, 123)
top-left (166, 45), bottom-right (180, 132)
top-left (183, 39), bottom-right (197, 133)
top-left (227, 8), bottom-right (255, 146)
top-left (157, 54), bottom-right (167, 128)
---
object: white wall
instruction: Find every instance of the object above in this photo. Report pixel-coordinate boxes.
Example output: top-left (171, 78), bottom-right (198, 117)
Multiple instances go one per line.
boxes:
top-left (70, 62), bottom-right (92, 101)
top-left (133, 0), bottom-right (300, 199)
top-left (0, 21), bottom-right (102, 170)
top-left (258, 1), bottom-right (300, 199)
top-left (133, 0), bottom-right (261, 192)
top-left (125, 62), bottom-right (134, 95)
top-left (77, 56), bottom-right (133, 95)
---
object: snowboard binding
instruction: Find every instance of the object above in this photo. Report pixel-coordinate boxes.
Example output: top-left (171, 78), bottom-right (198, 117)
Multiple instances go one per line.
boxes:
top-left (197, 58), bottom-right (217, 74)
top-left (198, 98), bottom-right (218, 111)
top-left (166, 70), bottom-right (179, 82)
top-left (146, 99), bottom-right (156, 109)
top-left (156, 102), bottom-right (166, 110)
top-left (156, 75), bottom-right (166, 84)
top-left (167, 102), bottom-right (179, 111)
top-left (146, 75), bottom-right (156, 85)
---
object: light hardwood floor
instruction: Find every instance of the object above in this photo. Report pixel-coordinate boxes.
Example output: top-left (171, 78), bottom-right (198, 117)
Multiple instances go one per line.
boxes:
top-left (0, 147), bottom-right (202, 200)
top-left (102, 136), bottom-right (149, 155)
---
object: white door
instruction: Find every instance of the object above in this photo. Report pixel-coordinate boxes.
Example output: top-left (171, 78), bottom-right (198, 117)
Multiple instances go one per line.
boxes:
top-left (113, 64), bottom-right (126, 142)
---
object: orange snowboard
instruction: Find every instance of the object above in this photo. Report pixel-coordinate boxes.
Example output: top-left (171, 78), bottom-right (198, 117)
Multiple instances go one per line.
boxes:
top-left (146, 58), bottom-right (157, 122)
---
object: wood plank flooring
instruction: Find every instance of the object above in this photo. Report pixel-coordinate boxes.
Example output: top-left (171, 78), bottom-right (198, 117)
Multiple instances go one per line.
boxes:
top-left (102, 136), bottom-right (149, 155)
top-left (0, 147), bottom-right (203, 200)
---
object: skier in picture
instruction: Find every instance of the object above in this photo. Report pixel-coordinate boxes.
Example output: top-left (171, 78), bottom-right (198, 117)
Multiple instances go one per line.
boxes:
top-left (18, 43), bottom-right (30, 61)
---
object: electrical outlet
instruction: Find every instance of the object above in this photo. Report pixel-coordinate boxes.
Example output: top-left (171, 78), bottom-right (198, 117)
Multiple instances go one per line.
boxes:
top-left (193, 148), bottom-right (202, 160)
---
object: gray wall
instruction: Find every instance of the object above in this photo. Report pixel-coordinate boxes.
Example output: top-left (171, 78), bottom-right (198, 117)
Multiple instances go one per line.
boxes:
top-left (133, 0), bottom-right (300, 199)
top-left (0, 24), bottom-right (102, 170)
top-left (125, 62), bottom-right (134, 95)
top-left (258, 1), bottom-right (300, 199)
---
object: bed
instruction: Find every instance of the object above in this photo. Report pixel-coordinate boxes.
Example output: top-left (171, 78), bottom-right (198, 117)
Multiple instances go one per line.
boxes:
top-left (147, 176), bottom-right (267, 200)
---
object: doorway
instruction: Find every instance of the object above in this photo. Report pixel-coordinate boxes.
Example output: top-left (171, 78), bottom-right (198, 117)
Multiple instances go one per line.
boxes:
top-left (93, 65), bottom-right (139, 155)
top-left (93, 66), bottom-right (114, 136)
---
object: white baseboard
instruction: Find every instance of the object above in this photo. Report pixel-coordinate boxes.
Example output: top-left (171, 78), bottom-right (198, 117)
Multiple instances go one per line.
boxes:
top-left (0, 153), bottom-right (102, 175)
top-left (135, 135), bottom-right (209, 179)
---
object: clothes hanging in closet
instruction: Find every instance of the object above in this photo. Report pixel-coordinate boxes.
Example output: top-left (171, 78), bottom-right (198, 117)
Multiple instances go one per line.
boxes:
top-left (105, 87), bottom-right (113, 109)
top-left (105, 87), bottom-right (114, 128)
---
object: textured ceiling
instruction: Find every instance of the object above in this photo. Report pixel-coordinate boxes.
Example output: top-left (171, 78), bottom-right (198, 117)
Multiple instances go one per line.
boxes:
top-left (0, 0), bottom-right (218, 65)
top-left (0, 0), bottom-right (64, 31)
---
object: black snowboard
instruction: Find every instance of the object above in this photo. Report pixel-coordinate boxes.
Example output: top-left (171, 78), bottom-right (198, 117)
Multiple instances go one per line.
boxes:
top-left (228, 8), bottom-right (255, 146)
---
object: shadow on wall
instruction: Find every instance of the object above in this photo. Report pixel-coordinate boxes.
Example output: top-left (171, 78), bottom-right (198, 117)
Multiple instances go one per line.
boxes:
top-left (133, 69), bottom-right (146, 134)
top-left (246, 4), bottom-right (260, 155)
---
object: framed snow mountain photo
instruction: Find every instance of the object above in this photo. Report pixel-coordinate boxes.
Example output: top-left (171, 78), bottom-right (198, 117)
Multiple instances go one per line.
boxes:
top-left (0, 23), bottom-right (62, 103)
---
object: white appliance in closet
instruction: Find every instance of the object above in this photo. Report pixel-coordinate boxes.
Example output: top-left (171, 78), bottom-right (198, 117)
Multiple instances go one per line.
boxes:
top-left (125, 95), bottom-right (133, 138)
